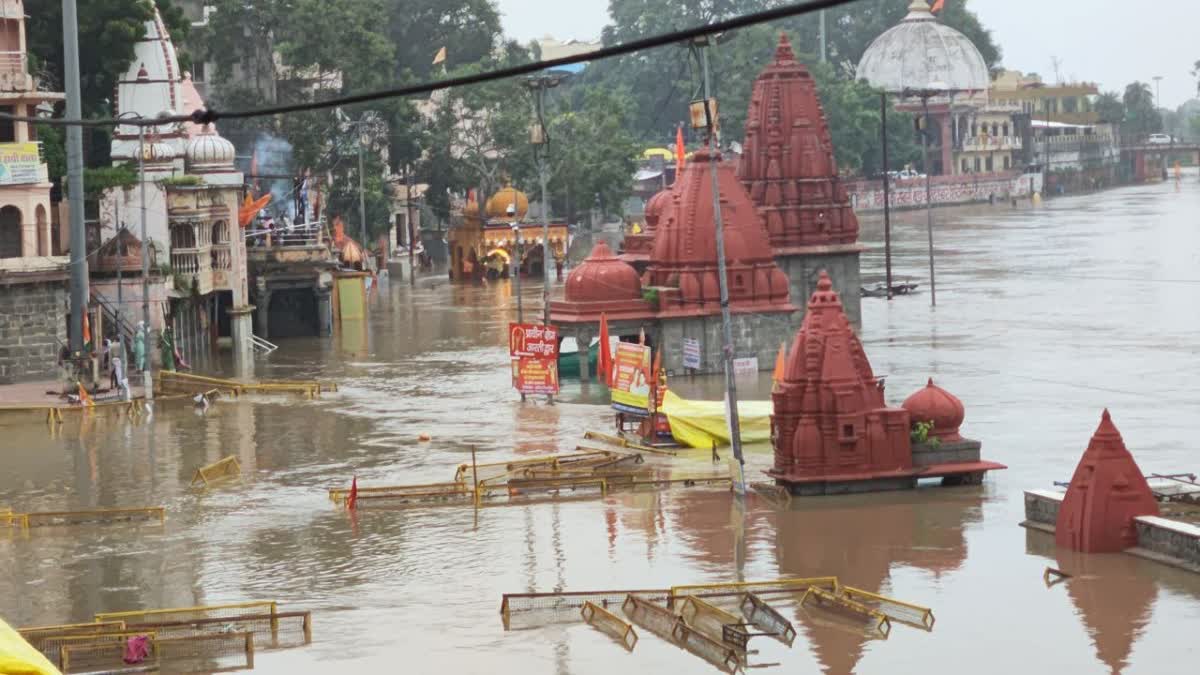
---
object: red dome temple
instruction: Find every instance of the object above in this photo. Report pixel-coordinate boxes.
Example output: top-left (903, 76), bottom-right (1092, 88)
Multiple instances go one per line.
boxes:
top-left (769, 272), bottom-right (1004, 494)
top-left (618, 185), bottom-right (672, 271)
top-left (1056, 410), bottom-right (1159, 553)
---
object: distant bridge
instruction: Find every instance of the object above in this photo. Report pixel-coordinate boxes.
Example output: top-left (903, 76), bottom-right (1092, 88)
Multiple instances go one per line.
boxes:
top-left (1118, 142), bottom-right (1200, 182)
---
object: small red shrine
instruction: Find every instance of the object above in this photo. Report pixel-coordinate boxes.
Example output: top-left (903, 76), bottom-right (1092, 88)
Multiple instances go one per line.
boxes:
top-left (619, 186), bottom-right (672, 271)
top-left (1055, 410), bottom-right (1159, 553)
top-left (769, 272), bottom-right (1004, 494)
top-left (739, 34), bottom-right (860, 251)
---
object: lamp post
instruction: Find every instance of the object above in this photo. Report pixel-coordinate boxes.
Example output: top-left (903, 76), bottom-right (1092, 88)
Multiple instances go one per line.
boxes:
top-left (692, 35), bottom-right (746, 494)
top-left (63, 0), bottom-right (87, 357)
top-left (525, 71), bottom-right (567, 329)
top-left (357, 129), bottom-right (368, 267)
top-left (903, 82), bottom-right (948, 307)
top-left (879, 92), bottom-right (894, 299)
top-left (118, 111), bottom-right (154, 399)
top-left (511, 222), bottom-right (522, 322)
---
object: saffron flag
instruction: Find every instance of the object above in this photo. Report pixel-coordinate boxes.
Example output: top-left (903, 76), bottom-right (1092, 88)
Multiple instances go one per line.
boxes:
top-left (77, 382), bottom-right (93, 407)
top-left (772, 341), bottom-right (787, 384)
top-left (82, 312), bottom-right (92, 351)
top-left (597, 313), bottom-right (612, 383)
top-left (930, 0), bottom-right (945, 13)
top-left (432, 46), bottom-right (447, 65)
top-left (347, 476), bottom-right (358, 510)
top-left (674, 126), bottom-right (685, 178)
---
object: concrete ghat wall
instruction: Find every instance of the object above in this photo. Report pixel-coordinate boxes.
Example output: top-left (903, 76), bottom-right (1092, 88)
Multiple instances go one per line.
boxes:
top-left (845, 172), bottom-right (1044, 212)
top-left (1023, 490), bottom-right (1200, 573)
top-left (659, 310), bottom-right (795, 376)
top-left (0, 278), bottom-right (68, 384)
top-left (776, 251), bottom-right (861, 330)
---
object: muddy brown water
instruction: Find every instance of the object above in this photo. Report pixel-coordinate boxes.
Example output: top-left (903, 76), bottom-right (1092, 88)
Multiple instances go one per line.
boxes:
top-left (3, 175), bottom-right (1200, 673)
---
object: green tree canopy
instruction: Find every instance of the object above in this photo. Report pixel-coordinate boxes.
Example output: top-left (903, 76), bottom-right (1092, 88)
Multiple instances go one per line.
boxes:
top-left (1122, 81), bottom-right (1162, 138)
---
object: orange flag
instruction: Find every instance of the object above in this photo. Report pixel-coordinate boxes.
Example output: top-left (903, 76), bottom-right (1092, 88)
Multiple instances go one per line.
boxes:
top-left (674, 126), bottom-right (685, 178)
top-left (77, 382), bottom-right (93, 407)
top-left (597, 313), bottom-right (612, 383)
top-left (347, 476), bottom-right (358, 510)
top-left (82, 311), bottom-right (92, 351)
top-left (931, 0), bottom-right (945, 13)
top-left (772, 341), bottom-right (787, 383)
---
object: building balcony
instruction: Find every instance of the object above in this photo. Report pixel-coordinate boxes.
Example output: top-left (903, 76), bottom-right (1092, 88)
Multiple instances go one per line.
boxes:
top-left (960, 136), bottom-right (1022, 152)
top-left (0, 51), bottom-right (30, 90)
top-left (171, 246), bottom-right (213, 296)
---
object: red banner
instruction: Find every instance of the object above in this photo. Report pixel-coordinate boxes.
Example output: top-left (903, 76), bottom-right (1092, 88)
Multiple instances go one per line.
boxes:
top-left (509, 323), bottom-right (560, 358)
top-left (513, 356), bottom-right (560, 395)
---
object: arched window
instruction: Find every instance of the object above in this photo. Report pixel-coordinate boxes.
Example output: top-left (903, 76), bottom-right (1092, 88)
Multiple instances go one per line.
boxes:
top-left (170, 223), bottom-right (196, 249)
top-left (211, 220), bottom-right (230, 245)
top-left (0, 205), bottom-right (22, 258)
top-left (1002, 122), bottom-right (1010, 137)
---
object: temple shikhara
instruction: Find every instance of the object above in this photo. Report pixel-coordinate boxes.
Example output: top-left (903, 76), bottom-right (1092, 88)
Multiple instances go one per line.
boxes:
top-left (769, 271), bottom-right (1004, 494)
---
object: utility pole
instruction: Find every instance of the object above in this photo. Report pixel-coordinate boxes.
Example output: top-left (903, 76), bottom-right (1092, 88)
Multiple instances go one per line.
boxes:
top-left (406, 166), bottom-right (415, 286)
top-left (535, 88), bottom-right (552, 327)
top-left (697, 38), bottom-right (745, 494)
top-left (356, 129), bottom-right (368, 266)
top-left (880, 93), bottom-right (893, 299)
top-left (139, 124), bottom-right (152, 399)
top-left (917, 89), bottom-right (938, 307)
top-left (1152, 75), bottom-right (1163, 112)
top-left (63, 0), bottom-right (87, 357)
top-left (512, 223), bottom-right (525, 403)
top-left (818, 10), bottom-right (827, 63)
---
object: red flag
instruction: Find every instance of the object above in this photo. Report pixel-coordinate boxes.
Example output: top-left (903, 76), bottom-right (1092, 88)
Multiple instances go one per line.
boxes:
top-left (930, 0), bottom-right (945, 13)
top-left (597, 313), bottom-right (612, 383)
top-left (347, 476), bottom-right (358, 510)
top-left (674, 126), bottom-right (685, 179)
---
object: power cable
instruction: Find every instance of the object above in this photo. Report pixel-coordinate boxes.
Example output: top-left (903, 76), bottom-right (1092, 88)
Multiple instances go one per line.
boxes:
top-left (6, 0), bottom-right (861, 129)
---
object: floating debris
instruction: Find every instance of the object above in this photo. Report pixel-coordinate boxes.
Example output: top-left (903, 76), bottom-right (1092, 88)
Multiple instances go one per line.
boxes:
top-left (190, 455), bottom-right (242, 488)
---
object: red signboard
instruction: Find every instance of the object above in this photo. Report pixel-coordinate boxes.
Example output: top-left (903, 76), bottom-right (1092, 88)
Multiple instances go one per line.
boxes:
top-left (513, 356), bottom-right (560, 395)
top-left (509, 323), bottom-right (560, 358)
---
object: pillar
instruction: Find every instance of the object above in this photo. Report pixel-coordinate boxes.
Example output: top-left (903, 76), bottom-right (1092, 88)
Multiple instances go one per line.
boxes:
top-left (228, 305), bottom-right (256, 378)
top-left (255, 289), bottom-right (272, 340)
top-left (316, 287), bottom-right (332, 337)
top-left (576, 325), bottom-right (595, 381)
top-left (939, 112), bottom-right (954, 177)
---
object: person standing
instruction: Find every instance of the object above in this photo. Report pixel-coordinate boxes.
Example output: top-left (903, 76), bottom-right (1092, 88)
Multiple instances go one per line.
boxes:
top-left (133, 321), bottom-right (146, 372)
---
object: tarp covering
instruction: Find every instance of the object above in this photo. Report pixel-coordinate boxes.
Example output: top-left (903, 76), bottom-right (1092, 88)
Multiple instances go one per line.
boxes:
top-left (660, 390), bottom-right (772, 449)
top-left (0, 617), bottom-right (61, 675)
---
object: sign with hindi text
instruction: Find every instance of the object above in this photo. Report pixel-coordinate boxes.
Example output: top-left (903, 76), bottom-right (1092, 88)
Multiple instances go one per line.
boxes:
top-left (0, 142), bottom-right (42, 186)
top-left (509, 323), bottom-right (560, 396)
top-left (610, 342), bottom-right (652, 411)
top-left (682, 337), bottom-right (701, 370)
top-left (513, 356), bottom-right (559, 395)
top-left (509, 323), bottom-right (559, 358)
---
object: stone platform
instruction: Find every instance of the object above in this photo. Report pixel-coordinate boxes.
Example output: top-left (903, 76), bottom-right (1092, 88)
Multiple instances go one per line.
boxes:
top-left (772, 459), bottom-right (1005, 496)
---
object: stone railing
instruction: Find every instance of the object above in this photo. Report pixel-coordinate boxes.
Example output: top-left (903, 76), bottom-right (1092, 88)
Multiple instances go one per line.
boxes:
top-left (171, 247), bottom-right (213, 295)
top-left (961, 136), bottom-right (1022, 152)
top-left (211, 244), bottom-right (232, 270)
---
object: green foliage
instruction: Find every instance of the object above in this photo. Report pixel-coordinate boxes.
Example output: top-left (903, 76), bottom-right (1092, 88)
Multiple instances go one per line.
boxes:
top-left (910, 420), bottom-right (935, 444)
top-left (158, 175), bottom-right (203, 187)
top-left (35, 124), bottom-right (66, 182)
top-left (1122, 81), bottom-right (1163, 138)
top-left (642, 287), bottom-right (660, 307)
top-left (77, 165), bottom-right (138, 198)
top-left (1094, 92), bottom-right (1124, 124)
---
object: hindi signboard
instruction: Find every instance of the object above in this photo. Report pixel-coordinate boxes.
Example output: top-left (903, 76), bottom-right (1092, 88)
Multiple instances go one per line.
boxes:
top-left (732, 357), bottom-right (759, 376)
top-left (0, 142), bottom-right (42, 186)
top-left (509, 323), bottom-right (560, 396)
top-left (610, 342), bottom-right (652, 412)
top-left (682, 337), bottom-right (701, 370)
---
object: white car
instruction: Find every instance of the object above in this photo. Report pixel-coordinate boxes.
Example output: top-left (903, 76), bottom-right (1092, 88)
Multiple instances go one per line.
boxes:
top-left (1147, 133), bottom-right (1173, 145)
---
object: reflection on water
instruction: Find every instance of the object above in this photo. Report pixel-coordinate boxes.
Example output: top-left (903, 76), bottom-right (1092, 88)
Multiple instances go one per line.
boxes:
top-left (2, 176), bottom-right (1200, 673)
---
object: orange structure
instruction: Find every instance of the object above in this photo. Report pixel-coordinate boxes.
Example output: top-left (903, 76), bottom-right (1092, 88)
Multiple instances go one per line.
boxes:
top-left (447, 185), bottom-right (568, 282)
top-left (769, 271), bottom-right (1003, 494)
top-left (1055, 410), bottom-right (1160, 553)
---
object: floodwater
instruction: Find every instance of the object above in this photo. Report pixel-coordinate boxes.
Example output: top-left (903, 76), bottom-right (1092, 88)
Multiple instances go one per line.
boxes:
top-left (3, 173), bottom-right (1200, 674)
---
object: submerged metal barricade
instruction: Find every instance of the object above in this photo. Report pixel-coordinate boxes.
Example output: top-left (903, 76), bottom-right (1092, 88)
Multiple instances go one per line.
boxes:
top-left (582, 431), bottom-right (679, 456)
top-left (18, 621), bottom-right (128, 652)
top-left (581, 602), bottom-right (638, 651)
top-left (124, 610), bottom-right (312, 650)
top-left (800, 587), bottom-right (891, 638)
top-left (329, 482), bottom-right (474, 508)
top-left (677, 596), bottom-right (748, 649)
top-left (453, 450), bottom-right (619, 484)
top-left (837, 586), bottom-right (935, 630)
top-left (58, 631), bottom-right (256, 674)
top-left (738, 593), bottom-right (796, 646)
top-left (6, 507), bottom-right (165, 530)
top-left (620, 595), bottom-right (680, 642)
top-left (42, 631), bottom-right (157, 670)
top-left (191, 455), bottom-right (242, 487)
top-left (669, 576), bottom-right (839, 606)
top-left (96, 601), bottom-right (279, 628)
top-left (670, 620), bottom-right (743, 674)
top-left (501, 589), bottom-right (671, 630)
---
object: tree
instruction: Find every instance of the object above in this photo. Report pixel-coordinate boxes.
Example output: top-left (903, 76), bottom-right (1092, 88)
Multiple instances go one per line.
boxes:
top-left (387, 0), bottom-right (503, 83)
top-left (1192, 59), bottom-right (1200, 97)
top-left (1093, 92), bottom-right (1124, 124)
top-left (1122, 81), bottom-right (1162, 138)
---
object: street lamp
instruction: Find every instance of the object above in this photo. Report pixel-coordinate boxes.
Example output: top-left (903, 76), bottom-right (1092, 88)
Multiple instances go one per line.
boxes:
top-left (524, 70), bottom-right (569, 329)
top-left (902, 80), bottom-right (949, 307)
top-left (510, 221), bottom-right (522, 322)
top-left (117, 110), bottom-right (156, 399)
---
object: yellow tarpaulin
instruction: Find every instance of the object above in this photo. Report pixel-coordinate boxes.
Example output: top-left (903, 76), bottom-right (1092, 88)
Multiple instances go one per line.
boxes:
top-left (0, 617), bottom-right (61, 675)
top-left (660, 390), bottom-right (772, 449)
top-left (337, 277), bottom-right (365, 321)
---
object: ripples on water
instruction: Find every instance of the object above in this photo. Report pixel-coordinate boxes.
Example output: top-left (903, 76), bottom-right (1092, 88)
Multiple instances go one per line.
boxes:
top-left (2, 177), bottom-right (1200, 673)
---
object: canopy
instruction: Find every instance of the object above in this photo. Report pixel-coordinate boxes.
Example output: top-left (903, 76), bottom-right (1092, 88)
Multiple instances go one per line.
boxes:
top-left (0, 617), bottom-right (61, 675)
top-left (485, 248), bottom-right (511, 262)
top-left (660, 390), bottom-right (772, 449)
top-left (642, 147), bottom-right (674, 160)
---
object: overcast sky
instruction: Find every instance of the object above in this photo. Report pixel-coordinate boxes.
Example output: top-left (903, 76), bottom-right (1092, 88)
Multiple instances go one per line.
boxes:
top-left (494, 0), bottom-right (1200, 109)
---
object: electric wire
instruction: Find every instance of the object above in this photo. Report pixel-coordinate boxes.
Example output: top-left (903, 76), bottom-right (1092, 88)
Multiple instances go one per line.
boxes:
top-left (4, 0), bottom-right (861, 129)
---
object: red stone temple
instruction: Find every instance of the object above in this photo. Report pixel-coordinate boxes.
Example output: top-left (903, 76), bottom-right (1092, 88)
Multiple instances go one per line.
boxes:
top-left (550, 150), bottom-right (796, 376)
top-left (1055, 410), bottom-right (1160, 553)
top-left (769, 272), bottom-right (1004, 494)
top-left (618, 184), bottom-right (672, 272)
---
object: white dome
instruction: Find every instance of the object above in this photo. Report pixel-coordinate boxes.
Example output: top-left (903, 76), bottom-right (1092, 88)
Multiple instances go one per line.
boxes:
top-left (856, 0), bottom-right (989, 95)
top-left (186, 126), bottom-right (236, 172)
top-left (142, 140), bottom-right (176, 164)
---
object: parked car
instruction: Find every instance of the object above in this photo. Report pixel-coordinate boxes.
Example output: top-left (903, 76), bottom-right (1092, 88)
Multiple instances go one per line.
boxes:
top-left (1147, 133), bottom-right (1173, 145)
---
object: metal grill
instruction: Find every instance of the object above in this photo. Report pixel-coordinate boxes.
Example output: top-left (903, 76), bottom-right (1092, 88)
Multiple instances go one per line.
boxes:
top-left (155, 631), bottom-right (256, 672)
top-left (581, 602), bottom-right (638, 651)
top-left (191, 456), bottom-right (242, 487)
top-left (43, 631), bottom-right (157, 669)
top-left (502, 589), bottom-right (670, 619)
top-left (95, 601), bottom-right (278, 627)
top-left (677, 596), bottom-right (748, 649)
top-left (10, 507), bottom-right (165, 529)
top-left (670, 621), bottom-right (744, 674)
top-left (124, 610), bottom-right (312, 650)
top-left (454, 450), bottom-right (617, 483)
top-left (738, 593), bottom-right (796, 646)
top-left (620, 595), bottom-right (682, 642)
top-left (329, 483), bottom-right (474, 508)
top-left (19, 621), bottom-right (127, 651)
top-left (800, 587), bottom-right (891, 638)
top-left (837, 586), bottom-right (935, 630)
top-left (669, 577), bottom-right (839, 605)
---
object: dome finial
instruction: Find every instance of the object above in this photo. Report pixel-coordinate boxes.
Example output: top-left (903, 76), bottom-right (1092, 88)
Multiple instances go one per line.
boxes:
top-left (775, 33), bottom-right (796, 62)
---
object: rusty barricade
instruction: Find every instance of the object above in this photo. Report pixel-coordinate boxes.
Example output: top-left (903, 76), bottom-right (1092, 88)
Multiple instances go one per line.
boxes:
top-left (581, 602), bottom-right (638, 651)
top-left (58, 631), bottom-right (256, 674)
top-left (96, 601), bottom-right (279, 629)
top-left (329, 482), bottom-right (474, 509)
top-left (501, 589), bottom-right (671, 630)
top-left (6, 506), bottom-right (165, 530)
top-left (669, 576), bottom-right (839, 607)
top-left (124, 610), bottom-right (312, 650)
top-left (677, 596), bottom-right (749, 650)
top-left (670, 620), bottom-right (744, 674)
top-left (738, 592), bottom-right (797, 646)
top-left (620, 594), bottom-right (681, 642)
top-left (836, 586), bottom-right (935, 630)
top-left (43, 631), bottom-right (158, 671)
top-left (800, 587), bottom-right (891, 638)
top-left (18, 621), bottom-right (128, 652)
top-left (453, 450), bottom-right (618, 484)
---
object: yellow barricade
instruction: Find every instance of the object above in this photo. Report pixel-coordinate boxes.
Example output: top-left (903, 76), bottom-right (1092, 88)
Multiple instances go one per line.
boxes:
top-left (155, 631), bottom-right (255, 672)
top-left (96, 601), bottom-right (278, 629)
top-left (500, 589), bottom-right (670, 629)
top-left (800, 587), bottom-right (891, 638)
top-left (836, 586), bottom-right (934, 630)
top-left (620, 595), bottom-right (681, 642)
top-left (677, 596), bottom-right (749, 649)
top-left (581, 602), bottom-right (638, 651)
top-left (191, 455), bottom-right (242, 487)
top-left (126, 610), bottom-right (312, 649)
top-left (670, 620), bottom-right (743, 674)
top-left (582, 431), bottom-right (678, 456)
top-left (669, 576), bottom-right (839, 606)
top-left (45, 631), bottom-right (157, 670)
top-left (8, 507), bottom-right (165, 529)
top-left (738, 592), bottom-right (796, 645)
top-left (18, 622), bottom-right (127, 652)
top-left (329, 482), bottom-right (474, 508)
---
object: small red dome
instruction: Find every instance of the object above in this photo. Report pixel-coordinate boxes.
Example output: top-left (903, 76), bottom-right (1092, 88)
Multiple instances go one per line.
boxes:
top-left (902, 378), bottom-right (965, 441)
top-left (644, 188), bottom-right (673, 232)
top-left (566, 241), bottom-right (642, 302)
